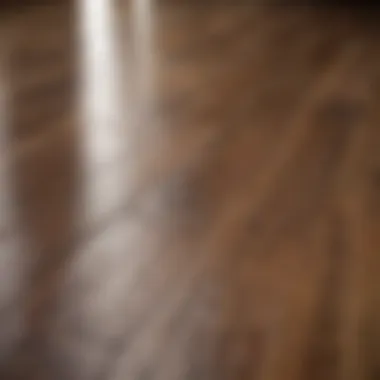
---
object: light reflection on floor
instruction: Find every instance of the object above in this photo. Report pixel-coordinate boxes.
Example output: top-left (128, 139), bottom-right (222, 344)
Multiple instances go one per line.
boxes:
top-left (78, 0), bottom-right (127, 224)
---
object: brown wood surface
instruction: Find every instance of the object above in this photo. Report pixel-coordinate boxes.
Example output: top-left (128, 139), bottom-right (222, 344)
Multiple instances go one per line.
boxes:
top-left (0, 2), bottom-right (379, 380)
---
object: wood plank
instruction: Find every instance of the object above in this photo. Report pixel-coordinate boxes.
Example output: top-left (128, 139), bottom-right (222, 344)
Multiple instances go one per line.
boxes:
top-left (0, 3), bottom-right (380, 380)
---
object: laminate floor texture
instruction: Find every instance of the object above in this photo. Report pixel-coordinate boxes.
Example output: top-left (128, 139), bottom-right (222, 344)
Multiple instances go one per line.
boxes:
top-left (0, 1), bottom-right (380, 380)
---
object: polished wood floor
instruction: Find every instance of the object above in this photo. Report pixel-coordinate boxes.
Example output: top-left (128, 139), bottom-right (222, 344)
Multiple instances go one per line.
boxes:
top-left (0, 2), bottom-right (380, 380)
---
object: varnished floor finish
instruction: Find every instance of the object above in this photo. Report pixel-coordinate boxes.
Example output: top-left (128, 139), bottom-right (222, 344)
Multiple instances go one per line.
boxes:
top-left (0, 2), bottom-right (380, 380)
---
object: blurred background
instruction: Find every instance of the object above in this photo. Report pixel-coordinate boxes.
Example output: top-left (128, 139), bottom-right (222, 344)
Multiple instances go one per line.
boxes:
top-left (0, 1), bottom-right (379, 380)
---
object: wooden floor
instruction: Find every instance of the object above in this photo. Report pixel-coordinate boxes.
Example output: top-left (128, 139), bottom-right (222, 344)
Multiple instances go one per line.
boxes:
top-left (0, 1), bottom-right (380, 379)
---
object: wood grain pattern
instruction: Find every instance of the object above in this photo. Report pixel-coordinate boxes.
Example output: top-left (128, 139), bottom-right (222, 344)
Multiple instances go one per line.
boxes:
top-left (0, 2), bottom-right (379, 380)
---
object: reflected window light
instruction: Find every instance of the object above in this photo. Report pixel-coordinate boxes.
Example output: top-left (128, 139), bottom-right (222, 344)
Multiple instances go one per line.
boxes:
top-left (78, 0), bottom-right (127, 223)
top-left (79, 0), bottom-right (123, 164)
top-left (52, 4), bottom-right (156, 368)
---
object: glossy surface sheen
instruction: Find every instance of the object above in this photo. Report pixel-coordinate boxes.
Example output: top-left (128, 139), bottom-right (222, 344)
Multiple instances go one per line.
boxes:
top-left (0, 2), bottom-right (380, 380)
